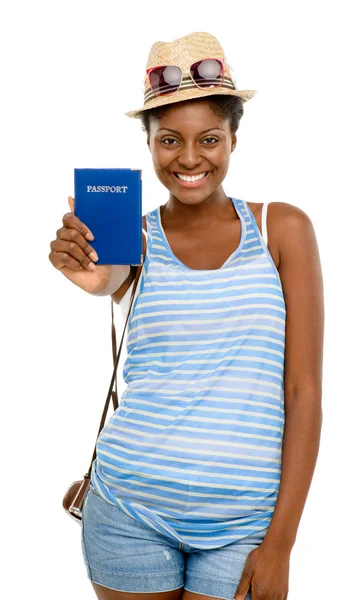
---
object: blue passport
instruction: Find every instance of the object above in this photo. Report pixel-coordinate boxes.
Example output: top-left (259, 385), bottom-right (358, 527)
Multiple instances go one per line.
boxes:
top-left (74, 168), bottom-right (142, 265)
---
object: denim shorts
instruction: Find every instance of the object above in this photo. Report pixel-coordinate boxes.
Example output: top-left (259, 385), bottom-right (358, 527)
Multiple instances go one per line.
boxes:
top-left (81, 483), bottom-right (265, 600)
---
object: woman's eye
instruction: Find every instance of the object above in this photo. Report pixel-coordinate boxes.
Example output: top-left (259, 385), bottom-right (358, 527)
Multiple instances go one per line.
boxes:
top-left (202, 136), bottom-right (218, 144)
top-left (162, 138), bottom-right (178, 145)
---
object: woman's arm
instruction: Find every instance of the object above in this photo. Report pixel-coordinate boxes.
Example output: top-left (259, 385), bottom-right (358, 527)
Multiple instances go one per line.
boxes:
top-left (262, 202), bottom-right (324, 552)
top-left (234, 202), bottom-right (324, 599)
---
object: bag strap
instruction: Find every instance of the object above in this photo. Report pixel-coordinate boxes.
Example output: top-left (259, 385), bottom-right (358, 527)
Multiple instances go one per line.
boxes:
top-left (111, 298), bottom-right (118, 409)
top-left (84, 264), bottom-right (143, 478)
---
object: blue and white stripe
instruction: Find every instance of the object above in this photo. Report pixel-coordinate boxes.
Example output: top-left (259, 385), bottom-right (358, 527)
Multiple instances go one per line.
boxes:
top-left (91, 197), bottom-right (286, 549)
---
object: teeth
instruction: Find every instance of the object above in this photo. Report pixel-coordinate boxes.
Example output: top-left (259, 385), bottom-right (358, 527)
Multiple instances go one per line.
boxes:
top-left (176, 172), bottom-right (207, 182)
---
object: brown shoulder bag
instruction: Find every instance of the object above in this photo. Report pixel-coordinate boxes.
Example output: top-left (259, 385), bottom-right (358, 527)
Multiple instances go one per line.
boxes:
top-left (62, 263), bottom-right (143, 522)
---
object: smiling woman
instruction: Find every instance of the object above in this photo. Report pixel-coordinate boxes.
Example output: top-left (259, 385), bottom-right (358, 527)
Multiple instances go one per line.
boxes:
top-left (50, 30), bottom-right (324, 600)
top-left (140, 96), bottom-right (244, 222)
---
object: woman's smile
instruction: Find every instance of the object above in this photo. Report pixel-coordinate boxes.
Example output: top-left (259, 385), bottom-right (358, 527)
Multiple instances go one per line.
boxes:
top-left (170, 170), bottom-right (211, 187)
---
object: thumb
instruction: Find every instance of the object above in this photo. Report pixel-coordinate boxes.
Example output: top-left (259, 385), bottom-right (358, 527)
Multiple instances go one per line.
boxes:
top-left (234, 567), bottom-right (252, 600)
top-left (68, 195), bottom-right (75, 212)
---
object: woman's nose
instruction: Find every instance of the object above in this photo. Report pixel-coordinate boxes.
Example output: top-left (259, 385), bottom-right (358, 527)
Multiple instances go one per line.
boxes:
top-left (177, 143), bottom-right (202, 168)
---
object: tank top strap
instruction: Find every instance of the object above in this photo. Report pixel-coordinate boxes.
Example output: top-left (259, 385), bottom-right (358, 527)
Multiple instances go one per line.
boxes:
top-left (144, 208), bottom-right (159, 249)
top-left (261, 202), bottom-right (268, 246)
top-left (239, 199), bottom-right (266, 247)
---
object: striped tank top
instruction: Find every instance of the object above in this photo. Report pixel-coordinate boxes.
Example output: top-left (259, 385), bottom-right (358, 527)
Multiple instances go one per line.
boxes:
top-left (91, 197), bottom-right (286, 550)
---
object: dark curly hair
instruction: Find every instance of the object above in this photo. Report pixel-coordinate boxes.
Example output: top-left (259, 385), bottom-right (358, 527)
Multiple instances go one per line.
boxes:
top-left (140, 94), bottom-right (244, 136)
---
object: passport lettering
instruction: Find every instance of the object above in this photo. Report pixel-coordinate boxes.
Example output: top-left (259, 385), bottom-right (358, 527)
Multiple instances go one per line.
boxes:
top-left (87, 185), bottom-right (129, 193)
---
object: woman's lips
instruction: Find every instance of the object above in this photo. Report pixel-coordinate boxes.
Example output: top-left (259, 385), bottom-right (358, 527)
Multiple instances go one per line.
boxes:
top-left (171, 171), bottom-right (210, 187)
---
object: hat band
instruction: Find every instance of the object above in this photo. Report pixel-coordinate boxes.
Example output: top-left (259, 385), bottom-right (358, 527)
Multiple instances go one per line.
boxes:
top-left (144, 75), bottom-right (236, 105)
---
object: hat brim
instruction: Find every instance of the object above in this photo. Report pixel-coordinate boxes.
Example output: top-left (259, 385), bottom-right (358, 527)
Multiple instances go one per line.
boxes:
top-left (125, 87), bottom-right (257, 119)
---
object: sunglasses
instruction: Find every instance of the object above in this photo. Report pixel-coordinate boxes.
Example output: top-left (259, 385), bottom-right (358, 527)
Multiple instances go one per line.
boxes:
top-left (144, 58), bottom-right (236, 101)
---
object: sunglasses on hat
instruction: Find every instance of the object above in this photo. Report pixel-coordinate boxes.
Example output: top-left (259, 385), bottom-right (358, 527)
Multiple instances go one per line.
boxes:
top-left (144, 58), bottom-right (236, 99)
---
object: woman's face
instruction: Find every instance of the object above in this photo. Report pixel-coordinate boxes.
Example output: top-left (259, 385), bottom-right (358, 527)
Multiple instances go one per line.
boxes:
top-left (147, 100), bottom-right (237, 207)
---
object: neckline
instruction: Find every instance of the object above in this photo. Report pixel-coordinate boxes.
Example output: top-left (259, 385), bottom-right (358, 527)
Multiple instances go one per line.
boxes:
top-left (156, 197), bottom-right (247, 272)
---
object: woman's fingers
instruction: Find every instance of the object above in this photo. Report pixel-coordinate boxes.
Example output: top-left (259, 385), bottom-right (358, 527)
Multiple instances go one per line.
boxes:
top-left (62, 210), bottom-right (94, 241)
top-left (49, 236), bottom-right (97, 270)
top-left (49, 248), bottom-right (86, 271)
top-left (56, 226), bottom-right (98, 260)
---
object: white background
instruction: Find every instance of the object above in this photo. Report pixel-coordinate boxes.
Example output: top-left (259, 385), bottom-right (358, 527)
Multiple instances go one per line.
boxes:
top-left (1, 1), bottom-right (359, 598)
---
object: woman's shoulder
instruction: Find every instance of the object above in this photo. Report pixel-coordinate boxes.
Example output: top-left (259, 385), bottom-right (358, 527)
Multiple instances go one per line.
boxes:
top-left (247, 200), bottom-right (310, 227)
top-left (247, 201), bottom-right (314, 270)
top-left (264, 201), bottom-right (315, 245)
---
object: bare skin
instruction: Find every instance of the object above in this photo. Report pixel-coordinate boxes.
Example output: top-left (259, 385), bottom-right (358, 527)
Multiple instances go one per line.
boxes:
top-left (90, 585), bottom-right (184, 600)
top-left (90, 584), bottom-right (220, 600)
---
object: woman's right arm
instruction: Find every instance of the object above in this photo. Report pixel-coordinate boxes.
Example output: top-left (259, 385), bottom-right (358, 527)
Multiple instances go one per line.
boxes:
top-left (48, 196), bottom-right (137, 299)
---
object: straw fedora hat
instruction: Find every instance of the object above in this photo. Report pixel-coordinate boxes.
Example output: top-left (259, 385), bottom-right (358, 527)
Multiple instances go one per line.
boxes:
top-left (125, 31), bottom-right (257, 119)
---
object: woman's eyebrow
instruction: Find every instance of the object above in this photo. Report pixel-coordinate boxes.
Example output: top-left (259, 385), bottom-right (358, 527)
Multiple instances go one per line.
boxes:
top-left (157, 127), bottom-right (223, 134)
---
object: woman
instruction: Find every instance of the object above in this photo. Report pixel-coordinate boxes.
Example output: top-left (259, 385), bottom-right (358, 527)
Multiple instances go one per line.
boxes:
top-left (49, 32), bottom-right (324, 600)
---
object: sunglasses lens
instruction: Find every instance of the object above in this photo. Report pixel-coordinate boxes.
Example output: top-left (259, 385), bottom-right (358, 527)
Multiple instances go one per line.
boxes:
top-left (190, 59), bottom-right (224, 88)
top-left (148, 66), bottom-right (182, 96)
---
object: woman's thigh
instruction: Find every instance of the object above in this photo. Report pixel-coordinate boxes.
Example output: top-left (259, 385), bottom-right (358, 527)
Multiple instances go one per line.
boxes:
top-left (90, 581), bottom-right (184, 600)
top-left (81, 485), bottom-right (185, 595)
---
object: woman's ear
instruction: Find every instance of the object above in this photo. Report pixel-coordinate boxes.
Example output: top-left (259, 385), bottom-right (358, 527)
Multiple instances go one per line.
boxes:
top-left (231, 133), bottom-right (237, 152)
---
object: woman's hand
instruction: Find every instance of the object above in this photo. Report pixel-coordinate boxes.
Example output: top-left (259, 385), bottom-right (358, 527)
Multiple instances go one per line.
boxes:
top-left (48, 196), bottom-right (116, 294)
top-left (234, 540), bottom-right (290, 600)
